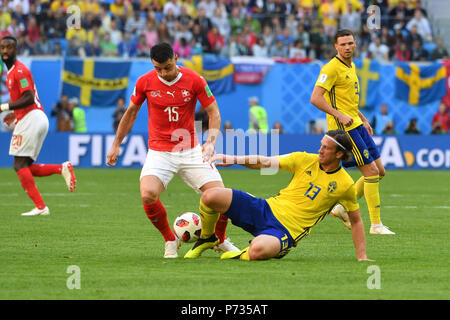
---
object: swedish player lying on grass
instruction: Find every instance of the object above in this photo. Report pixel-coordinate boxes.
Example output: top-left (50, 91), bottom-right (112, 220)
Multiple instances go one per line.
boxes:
top-left (185, 130), bottom-right (373, 261)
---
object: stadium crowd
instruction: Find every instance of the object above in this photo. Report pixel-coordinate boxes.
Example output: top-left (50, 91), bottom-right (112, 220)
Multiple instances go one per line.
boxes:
top-left (0, 0), bottom-right (448, 62)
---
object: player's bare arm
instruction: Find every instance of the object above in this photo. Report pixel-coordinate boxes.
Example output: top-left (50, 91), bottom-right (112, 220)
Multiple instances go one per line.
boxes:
top-left (358, 110), bottom-right (373, 136)
top-left (310, 86), bottom-right (353, 127)
top-left (212, 154), bottom-right (279, 170)
top-left (202, 100), bottom-right (221, 161)
top-left (348, 209), bottom-right (374, 261)
top-left (0, 90), bottom-right (34, 113)
top-left (106, 101), bottom-right (141, 166)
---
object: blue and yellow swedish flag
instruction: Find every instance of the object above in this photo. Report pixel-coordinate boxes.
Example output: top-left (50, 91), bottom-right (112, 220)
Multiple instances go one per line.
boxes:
top-left (182, 55), bottom-right (234, 95)
top-left (62, 59), bottom-right (131, 107)
top-left (395, 62), bottom-right (447, 105)
top-left (355, 58), bottom-right (380, 108)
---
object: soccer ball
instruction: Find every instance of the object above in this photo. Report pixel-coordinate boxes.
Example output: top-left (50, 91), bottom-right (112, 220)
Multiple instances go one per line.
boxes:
top-left (173, 212), bottom-right (202, 243)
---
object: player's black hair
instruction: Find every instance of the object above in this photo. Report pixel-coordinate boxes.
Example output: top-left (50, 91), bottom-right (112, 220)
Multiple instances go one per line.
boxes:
top-left (150, 42), bottom-right (174, 63)
top-left (1, 35), bottom-right (18, 47)
top-left (334, 29), bottom-right (355, 43)
top-left (326, 130), bottom-right (353, 162)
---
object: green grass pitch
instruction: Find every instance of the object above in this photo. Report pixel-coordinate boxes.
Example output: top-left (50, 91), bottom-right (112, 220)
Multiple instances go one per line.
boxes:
top-left (0, 168), bottom-right (449, 300)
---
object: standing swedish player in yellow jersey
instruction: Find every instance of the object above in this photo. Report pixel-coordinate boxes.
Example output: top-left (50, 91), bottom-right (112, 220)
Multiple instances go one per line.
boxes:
top-left (310, 29), bottom-right (394, 235)
top-left (184, 130), bottom-right (373, 261)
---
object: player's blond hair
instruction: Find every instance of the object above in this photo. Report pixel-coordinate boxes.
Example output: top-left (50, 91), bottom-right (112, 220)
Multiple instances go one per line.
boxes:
top-left (326, 130), bottom-right (353, 162)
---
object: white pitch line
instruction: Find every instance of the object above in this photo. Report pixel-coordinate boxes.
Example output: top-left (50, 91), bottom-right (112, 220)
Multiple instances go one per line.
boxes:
top-left (0, 203), bottom-right (90, 207)
top-left (0, 192), bottom-right (130, 197)
top-left (49, 203), bottom-right (91, 207)
top-left (383, 205), bottom-right (450, 209)
top-left (39, 192), bottom-right (131, 197)
top-left (0, 182), bottom-right (17, 186)
top-left (384, 205), bottom-right (418, 209)
top-left (386, 194), bottom-right (446, 199)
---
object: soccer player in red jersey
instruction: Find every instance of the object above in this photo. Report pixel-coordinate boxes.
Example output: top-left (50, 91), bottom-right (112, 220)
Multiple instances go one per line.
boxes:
top-left (107, 42), bottom-right (239, 258)
top-left (0, 36), bottom-right (76, 216)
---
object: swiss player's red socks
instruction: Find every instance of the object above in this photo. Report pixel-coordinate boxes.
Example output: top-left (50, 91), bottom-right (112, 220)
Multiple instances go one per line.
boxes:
top-left (215, 214), bottom-right (229, 243)
top-left (17, 167), bottom-right (46, 210)
top-left (29, 164), bottom-right (62, 177)
top-left (143, 200), bottom-right (176, 242)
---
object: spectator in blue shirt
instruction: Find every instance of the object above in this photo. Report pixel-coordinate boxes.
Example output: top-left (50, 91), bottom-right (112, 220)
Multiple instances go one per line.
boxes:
top-left (118, 31), bottom-right (137, 58)
top-left (372, 104), bottom-right (393, 135)
top-left (276, 27), bottom-right (294, 47)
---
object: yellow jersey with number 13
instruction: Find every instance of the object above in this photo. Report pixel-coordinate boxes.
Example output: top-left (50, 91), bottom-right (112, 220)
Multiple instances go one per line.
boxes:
top-left (315, 56), bottom-right (362, 131)
top-left (266, 152), bottom-right (359, 244)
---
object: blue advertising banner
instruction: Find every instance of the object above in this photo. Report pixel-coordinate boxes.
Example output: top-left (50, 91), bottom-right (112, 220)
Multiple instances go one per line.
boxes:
top-left (0, 133), bottom-right (449, 169)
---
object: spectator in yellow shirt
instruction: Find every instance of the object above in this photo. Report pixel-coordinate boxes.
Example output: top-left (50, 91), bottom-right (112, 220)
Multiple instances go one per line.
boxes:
top-left (66, 26), bottom-right (87, 42)
top-left (87, 23), bottom-right (104, 44)
top-left (334, 0), bottom-right (362, 14)
top-left (50, 0), bottom-right (67, 12)
top-left (319, 0), bottom-right (338, 40)
top-left (181, 0), bottom-right (198, 19)
top-left (297, 0), bottom-right (320, 9)
top-left (81, 0), bottom-right (101, 15)
top-left (0, 8), bottom-right (12, 30)
top-left (110, 0), bottom-right (134, 22)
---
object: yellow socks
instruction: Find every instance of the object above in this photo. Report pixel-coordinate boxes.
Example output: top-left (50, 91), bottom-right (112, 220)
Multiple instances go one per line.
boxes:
top-left (198, 200), bottom-right (220, 239)
top-left (220, 246), bottom-right (251, 260)
top-left (355, 176), bottom-right (365, 199)
top-left (356, 175), bottom-right (384, 199)
top-left (363, 175), bottom-right (381, 224)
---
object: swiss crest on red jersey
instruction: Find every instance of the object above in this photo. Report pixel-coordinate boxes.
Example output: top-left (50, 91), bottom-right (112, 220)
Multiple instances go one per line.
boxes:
top-left (182, 89), bottom-right (192, 102)
top-left (150, 90), bottom-right (162, 98)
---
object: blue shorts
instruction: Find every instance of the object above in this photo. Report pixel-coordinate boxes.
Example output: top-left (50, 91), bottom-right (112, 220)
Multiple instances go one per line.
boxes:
top-left (342, 125), bottom-right (380, 168)
top-left (224, 190), bottom-right (295, 258)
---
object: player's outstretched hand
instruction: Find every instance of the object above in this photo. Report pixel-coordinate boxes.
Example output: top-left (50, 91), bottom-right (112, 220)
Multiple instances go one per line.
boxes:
top-left (201, 141), bottom-right (216, 162)
top-left (211, 154), bottom-right (235, 167)
top-left (106, 146), bottom-right (120, 167)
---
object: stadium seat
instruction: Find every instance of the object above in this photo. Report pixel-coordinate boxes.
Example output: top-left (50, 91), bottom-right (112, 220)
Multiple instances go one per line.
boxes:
top-left (154, 12), bottom-right (164, 23)
top-left (307, 118), bottom-right (327, 134)
top-left (423, 42), bottom-right (437, 55)
top-left (49, 38), bottom-right (67, 55)
top-left (59, 39), bottom-right (67, 55)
